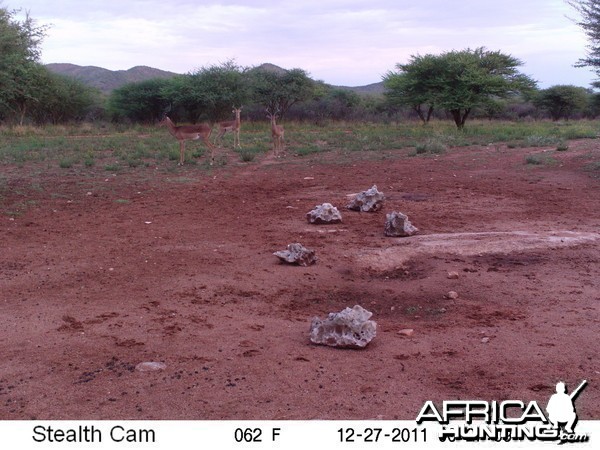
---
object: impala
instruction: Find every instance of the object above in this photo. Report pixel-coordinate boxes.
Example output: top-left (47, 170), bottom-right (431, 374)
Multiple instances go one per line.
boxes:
top-left (266, 109), bottom-right (284, 155)
top-left (215, 106), bottom-right (242, 148)
top-left (161, 116), bottom-right (216, 165)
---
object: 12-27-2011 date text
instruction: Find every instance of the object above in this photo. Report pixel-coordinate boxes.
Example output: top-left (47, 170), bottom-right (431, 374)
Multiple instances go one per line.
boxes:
top-left (338, 427), bottom-right (426, 443)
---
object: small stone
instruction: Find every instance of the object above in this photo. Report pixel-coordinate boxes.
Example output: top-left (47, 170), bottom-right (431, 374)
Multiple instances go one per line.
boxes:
top-left (135, 361), bottom-right (167, 372)
top-left (447, 271), bottom-right (459, 279)
top-left (481, 337), bottom-right (490, 343)
top-left (445, 291), bottom-right (459, 299)
top-left (273, 243), bottom-right (317, 266)
top-left (397, 328), bottom-right (414, 337)
top-left (306, 203), bottom-right (342, 224)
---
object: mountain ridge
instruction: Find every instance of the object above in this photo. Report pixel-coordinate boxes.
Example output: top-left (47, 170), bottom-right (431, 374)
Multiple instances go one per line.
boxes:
top-left (45, 63), bottom-right (384, 95)
top-left (46, 63), bottom-right (180, 94)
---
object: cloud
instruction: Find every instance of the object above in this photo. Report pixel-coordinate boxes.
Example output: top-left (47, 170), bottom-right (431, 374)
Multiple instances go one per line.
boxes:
top-left (9, 0), bottom-right (596, 87)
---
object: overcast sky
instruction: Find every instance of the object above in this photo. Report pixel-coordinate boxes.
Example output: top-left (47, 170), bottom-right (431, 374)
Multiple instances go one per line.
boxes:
top-left (6, 0), bottom-right (597, 88)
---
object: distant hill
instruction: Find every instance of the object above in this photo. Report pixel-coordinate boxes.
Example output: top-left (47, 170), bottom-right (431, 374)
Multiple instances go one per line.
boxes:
top-left (335, 82), bottom-right (385, 96)
top-left (251, 63), bottom-right (289, 75)
top-left (45, 63), bottom-right (179, 94)
top-left (45, 62), bottom-right (384, 96)
top-left (252, 63), bottom-right (384, 96)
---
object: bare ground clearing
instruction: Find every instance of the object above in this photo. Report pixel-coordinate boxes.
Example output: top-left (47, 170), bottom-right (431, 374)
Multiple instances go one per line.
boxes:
top-left (1, 141), bottom-right (599, 420)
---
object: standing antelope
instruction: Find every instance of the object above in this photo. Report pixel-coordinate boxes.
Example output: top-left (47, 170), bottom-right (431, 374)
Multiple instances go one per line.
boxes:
top-left (160, 116), bottom-right (216, 165)
top-left (266, 109), bottom-right (284, 155)
top-left (215, 106), bottom-right (242, 148)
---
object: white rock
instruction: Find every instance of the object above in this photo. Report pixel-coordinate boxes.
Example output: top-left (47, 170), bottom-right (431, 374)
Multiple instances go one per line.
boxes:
top-left (306, 203), bottom-right (342, 224)
top-left (309, 305), bottom-right (376, 348)
top-left (273, 243), bottom-right (317, 266)
top-left (384, 211), bottom-right (418, 237)
top-left (135, 361), bottom-right (167, 372)
top-left (347, 185), bottom-right (385, 212)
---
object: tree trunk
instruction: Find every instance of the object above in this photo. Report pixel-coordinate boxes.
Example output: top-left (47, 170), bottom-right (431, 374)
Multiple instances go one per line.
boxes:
top-left (414, 104), bottom-right (435, 124)
top-left (450, 110), bottom-right (463, 129)
top-left (450, 108), bottom-right (471, 129)
top-left (414, 105), bottom-right (426, 124)
top-left (461, 108), bottom-right (471, 128)
top-left (18, 105), bottom-right (27, 126)
top-left (426, 105), bottom-right (434, 122)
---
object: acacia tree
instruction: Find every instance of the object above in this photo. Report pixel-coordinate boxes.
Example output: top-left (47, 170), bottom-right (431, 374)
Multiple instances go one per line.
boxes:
top-left (534, 85), bottom-right (590, 120)
top-left (383, 54), bottom-right (442, 123)
top-left (156, 61), bottom-right (250, 123)
top-left (385, 48), bottom-right (536, 128)
top-left (0, 7), bottom-right (47, 121)
top-left (109, 78), bottom-right (171, 123)
top-left (1, 7), bottom-right (94, 124)
top-left (249, 67), bottom-right (317, 118)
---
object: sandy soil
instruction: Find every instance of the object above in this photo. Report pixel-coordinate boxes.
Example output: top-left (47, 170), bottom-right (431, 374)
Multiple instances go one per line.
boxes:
top-left (1, 140), bottom-right (599, 420)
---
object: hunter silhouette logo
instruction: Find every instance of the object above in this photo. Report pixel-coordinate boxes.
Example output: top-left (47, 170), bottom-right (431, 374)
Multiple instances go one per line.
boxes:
top-left (546, 380), bottom-right (587, 434)
top-left (416, 379), bottom-right (590, 443)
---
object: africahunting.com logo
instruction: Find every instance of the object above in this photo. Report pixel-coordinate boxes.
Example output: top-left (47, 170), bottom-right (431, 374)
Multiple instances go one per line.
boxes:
top-left (416, 380), bottom-right (589, 444)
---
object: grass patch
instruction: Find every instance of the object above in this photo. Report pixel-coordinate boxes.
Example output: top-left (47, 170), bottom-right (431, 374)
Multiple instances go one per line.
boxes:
top-left (525, 154), bottom-right (558, 166)
top-left (104, 164), bottom-right (120, 172)
top-left (415, 139), bottom-right (447, 155)
top-left (59, 158), bottom-right (76, 168)
top-left (523, 135), bottom-right (562, 147)
top-left (584, 160), bottom-right (600, 176)
top-left (1, 119), bottom-right (599, 168)
top-left (236, 146), bottom-right (263, 162)
top-left (294, 143), bottom-right (324, 156)
top-left (525, 155), bottom-right (543, 165)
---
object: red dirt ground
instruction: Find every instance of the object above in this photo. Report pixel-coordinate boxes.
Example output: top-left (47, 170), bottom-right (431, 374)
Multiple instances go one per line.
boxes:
top-left (1, 141), bottom-right (599, 420)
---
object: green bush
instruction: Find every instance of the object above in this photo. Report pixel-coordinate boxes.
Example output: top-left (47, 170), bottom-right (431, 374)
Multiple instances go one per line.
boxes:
top-left (415, 139), bottom-right (447, 154)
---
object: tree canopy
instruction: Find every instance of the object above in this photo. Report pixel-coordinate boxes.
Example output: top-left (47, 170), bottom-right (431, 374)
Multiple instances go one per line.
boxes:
top-left (108, 78), bottom-right (172, 123)
top-left (568, 0), bottom-right (600, 81)
top-left (1, 7), bottom-right (96, 124)
top-left (107, 62), bottom-right (319, 123)
top-left (1, 8), bottom-right (45, 120)
top-left (534, 85), bottom-right (591, 120)
top-left (384, 48), bottom-right (537, 128)
top-left (163, 60), bottom-right (250, 122)
top-left (248, 67), bottom-right (317, 118)
top-left (383, 54), bottom-right (441, 123)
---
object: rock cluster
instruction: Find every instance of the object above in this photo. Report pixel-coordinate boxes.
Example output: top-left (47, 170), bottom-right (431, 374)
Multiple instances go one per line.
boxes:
top-left (273, 243), bottom-right (317, 266)
top-left (309, 305), bottom-right (377, 348)
top-left (347, 185), bottom-right (385, 212)
top-left (306, 203), bottom-right (342, 224)
top-left (384, 211), bottom-right (419, 237)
